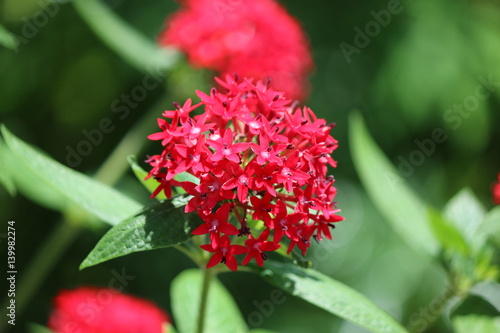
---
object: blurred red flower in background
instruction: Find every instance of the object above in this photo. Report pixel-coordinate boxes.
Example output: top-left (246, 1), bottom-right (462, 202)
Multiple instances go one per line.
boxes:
top-left (48, 287), bottom-right (169, 333)
top-left (159, 0), bottom-right (313, 100)
top-left (493, 173), bottom-right (500, 205)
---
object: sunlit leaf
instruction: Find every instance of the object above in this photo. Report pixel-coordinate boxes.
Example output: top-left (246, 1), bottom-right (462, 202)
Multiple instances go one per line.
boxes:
top-left (258, 260), bottom-right (408, 333)
top-left (1, 125), bottom-right (141, 225)
top-left (80, 198), bottom-right (202, 269)
top-left (349, 112), bottom-right (439, 256)
top-left (171, 269), bottom-right (247, 333)
top-left (428, 208), bottom-right (470, 256)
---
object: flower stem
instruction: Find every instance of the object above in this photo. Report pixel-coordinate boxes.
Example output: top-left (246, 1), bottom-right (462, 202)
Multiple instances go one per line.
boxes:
top-left (197, 267), bottom-right (214, 333)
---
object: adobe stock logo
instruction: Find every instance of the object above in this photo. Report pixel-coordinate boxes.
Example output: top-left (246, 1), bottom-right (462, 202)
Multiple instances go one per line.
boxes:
top-left (339, 0), bottom-right (405, 64)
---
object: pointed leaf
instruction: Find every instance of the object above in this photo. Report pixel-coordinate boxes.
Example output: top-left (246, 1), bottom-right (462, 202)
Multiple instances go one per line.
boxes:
top-left (80, 198), bottom-right (202, 269)
top-left (1, 125), bottom-right (141, 225)
top-left (72, 0), bottom-right (179, 74)
top-left (258, 260), bottom-right (408, 333)
top-left (349, 112), bottom-right (438, 256)
top-left (444, 188), bottom-right (486, 249)
top-left (171, 269), bottom-right (247, 333)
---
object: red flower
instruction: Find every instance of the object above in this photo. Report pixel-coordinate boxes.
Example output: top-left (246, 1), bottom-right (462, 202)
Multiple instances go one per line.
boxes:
top-left (493, 173), bottom-right (500, 205)
top-left (201, 234), bottom-right (247, 271)
top-left (48, 287), bottom-right (169, 333)
top-left (242, 229), bottom-right (280, 267)
top-left (159, 0), bottom-right (313, 100)
top-left (146, 75), bottom-right (343, 269)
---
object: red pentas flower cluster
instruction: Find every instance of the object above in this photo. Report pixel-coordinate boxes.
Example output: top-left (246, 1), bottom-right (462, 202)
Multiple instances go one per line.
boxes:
top-left (159, 0), bottom-right (313, 100)
top-left (146, 75), bottom-right (343, 271)
top-left (48, 287), bottom-right (169, 333)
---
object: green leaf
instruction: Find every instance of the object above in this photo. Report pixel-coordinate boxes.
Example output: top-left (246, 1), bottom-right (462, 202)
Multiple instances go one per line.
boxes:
top-left (427, 208), bottom-right (470, 256)
top-left (128, 155), bottom-right (167, 200)
top-left (80, 198), bottom-right (202, 269)
top-left (1, 125), bottom-right (141, 225)
top-left (444, 188), bottom-right (486, 249)
top-left (349, 112), bottom-right (439, 256)
top-left (72, 0), bottom-right (180, 74)
top-left (258, 260), bottom-right (408, 333)
top-left (477, 206), bottom-right (500, 246)
top-left (452, 315), bottom-right (500, 333)
top-left (469, 281), bottom-right (500, 312)
top-left (171, 269), bottom-right (247, 333)
top-left (0, 24), bottom-right (19, 51)
top-left (0, 139), bottom-right (16, 196)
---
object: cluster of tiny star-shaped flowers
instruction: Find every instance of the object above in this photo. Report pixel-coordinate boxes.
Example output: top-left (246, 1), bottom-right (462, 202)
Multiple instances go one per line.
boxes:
top-left (146, 75), bottom-right (343, 271)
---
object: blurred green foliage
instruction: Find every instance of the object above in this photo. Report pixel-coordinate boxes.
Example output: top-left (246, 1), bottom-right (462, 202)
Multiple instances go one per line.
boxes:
top-left (1, 0), bottom-right (499, 332)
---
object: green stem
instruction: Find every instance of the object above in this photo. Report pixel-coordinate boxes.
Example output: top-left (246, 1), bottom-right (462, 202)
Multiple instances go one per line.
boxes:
top-left (197, 268), bottom-right (214, 333)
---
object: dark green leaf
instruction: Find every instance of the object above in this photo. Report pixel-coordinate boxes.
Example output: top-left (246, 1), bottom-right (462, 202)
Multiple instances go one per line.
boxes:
top-left (349, 112), bottom-right (439, 256)
top-left (171, 269), bottom-right (247, 333)
top-left (72, 0), bottom-right (179, 74)
top-left (258, 260), bottom-right (408, 333)
top-left (1, 125), bottom-right (141, 225)
top-left (80, 198), bottom-right (202, 269)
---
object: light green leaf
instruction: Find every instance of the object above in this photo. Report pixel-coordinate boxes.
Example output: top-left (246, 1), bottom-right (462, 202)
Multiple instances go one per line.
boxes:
top-left (1, 125), bottom-right (141, 225)
top-left (128, 155), bottom-right (167, 200)
top-left (249, 330), bottom-right (280, 333)
top-left (80, 198), bottom-right (202, 269)
top-left (444, 188), bottom-right (486, 249)
top-left (0, 139), bottom-right (16, 196)
top-left (477, 206), bottom-right (500, 246)
top-left (428, 208), bottom-right (470, 256)
top-left (452, 315), bottom-right (500, 333)
top-left (349, 112), bottom-right (439, 256)
top-left (258, 260), bottom-right (408, 333)
top-left (171, 269), bottom-right (247, 333)
top-left (0, 24), bottom-right (19, 51)
top-left (72, 0), bottom-right (180, 74)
